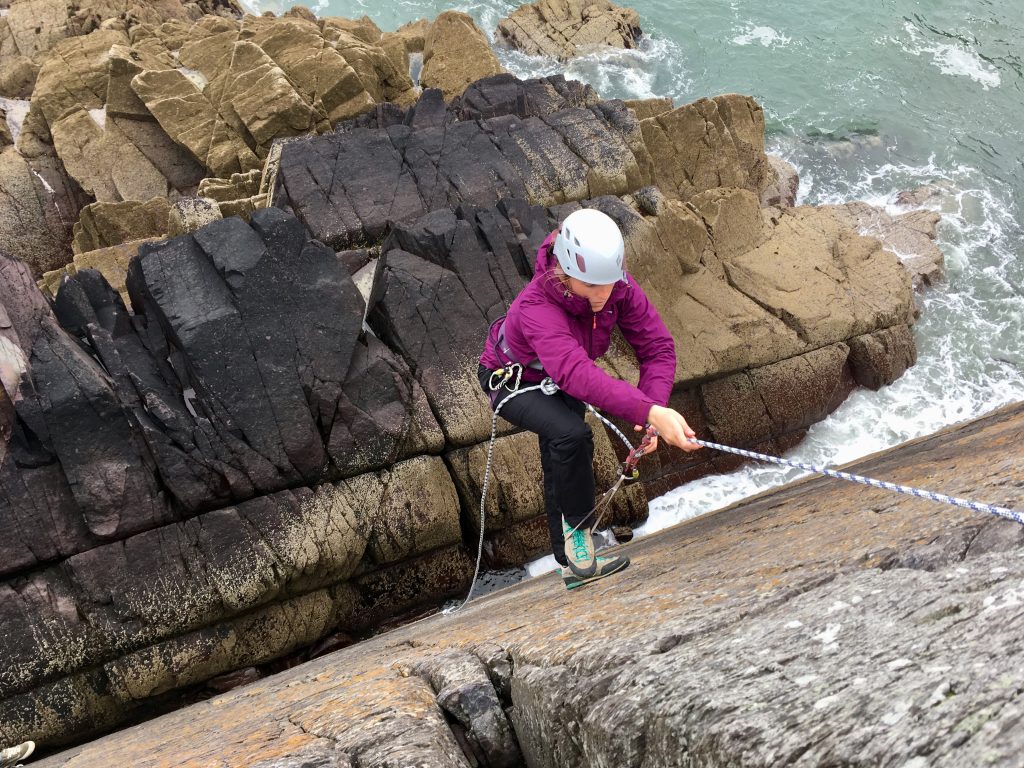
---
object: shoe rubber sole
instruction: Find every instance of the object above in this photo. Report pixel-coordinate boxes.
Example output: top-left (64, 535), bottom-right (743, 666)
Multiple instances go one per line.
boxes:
top-left (563, 556), bottom-right (630, 590)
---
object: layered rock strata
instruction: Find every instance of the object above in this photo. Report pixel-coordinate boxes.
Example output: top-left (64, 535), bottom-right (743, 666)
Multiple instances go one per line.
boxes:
top-left (496, 0), bottom-right (643, 60)
top-left (28, 402), bottom-right (1024, 767)
top-left (4, 2), bottom-right (450, 275)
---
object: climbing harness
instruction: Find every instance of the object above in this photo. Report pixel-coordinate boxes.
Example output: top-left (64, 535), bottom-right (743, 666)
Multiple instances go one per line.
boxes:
top-left (453, 368), bottom-right (650, 610)
top-left (691, 438), bottom-right (1024, 527)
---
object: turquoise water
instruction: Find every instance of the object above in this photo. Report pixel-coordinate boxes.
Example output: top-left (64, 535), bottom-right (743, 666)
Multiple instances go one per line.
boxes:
top-left (247, 0), bottom-right (1024, 544)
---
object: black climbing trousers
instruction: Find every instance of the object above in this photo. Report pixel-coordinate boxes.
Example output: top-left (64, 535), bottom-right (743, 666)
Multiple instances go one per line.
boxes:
top-left (478, 365), bottom-right (594, 566)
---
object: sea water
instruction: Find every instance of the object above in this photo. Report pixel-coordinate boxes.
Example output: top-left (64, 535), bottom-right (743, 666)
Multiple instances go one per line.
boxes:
top-left (244, 0), bottom-right (1024, 579)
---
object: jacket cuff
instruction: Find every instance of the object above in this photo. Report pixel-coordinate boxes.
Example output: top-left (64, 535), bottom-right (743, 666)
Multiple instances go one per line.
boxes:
top-left (628, 397), bottom-right (654, 427)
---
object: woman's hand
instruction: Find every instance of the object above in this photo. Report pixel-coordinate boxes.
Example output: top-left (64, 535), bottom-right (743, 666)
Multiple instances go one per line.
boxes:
top-left (633, 424), bottom-right (659, 454)
top-left (645, 405), bottom-right (700, 452)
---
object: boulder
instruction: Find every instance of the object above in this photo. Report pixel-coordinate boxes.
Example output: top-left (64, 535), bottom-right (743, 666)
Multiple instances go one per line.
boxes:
top-left (611, 191), bottom-right (915, 384)
top-left (2, 0), bottom-right (69, 63)
top-left (130, 65), bottom-right (263, 179)
top-left (368, 201), bottom-right (554, 446)
top-left (197, 168), bottom-right (262, 202)
top-left (760, 153), bottom-right (799, 208)
top-left (0, 145), bottom-right (89, 277)
top-left (420, 11), bottom-right (504, 101)
top-left (0, 457), bottom-right (468, 745)
top-left (166, 195), bottom-right (222, 236)
top-left (847, 324), bottom-right (917, 390)
top-left (0, 253), bottom-right (174, 579)
top-left (57, 210), bottom-right (442, 514)
top-left (453, 72), bottom-right (599, 120)
top-left (319, 14), bottom-right (383, 45)
top-left (624, 95), bottom-right (672, 121)
top-left (0, 0), bottom-right (243, 72)
top-left (640, 93), bottom-right (770, 202)
top-left (496, 0), bottom-right (643, 61)
top-left (40, 237), bottom-right (160, 306)
top-left (0, 54), bottom-right (38, 96)
top-left (30, 30), bottom-right (196, 202)
top-left (72, 198), bottom-right (172, 253)
top-left (822, 200), bottom-right (943, 290)
top-left (319, 21), bottom-right (417, 107)
top-left (415, 649), bottom-right (523, 768)
top-left (391, 17), bottom-right (431, 53)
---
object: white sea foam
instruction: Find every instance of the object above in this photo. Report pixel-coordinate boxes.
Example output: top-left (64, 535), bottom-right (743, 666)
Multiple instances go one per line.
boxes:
top-left (0, 97), bottom-right (30, 143)
top-left (898, 22), bottom-right (1001, 90)
top-left (732, 25), bottom-right (791, 48)
top-left (930, 43), bottom-right (1001, 89)
top-left (31, 169), bottom-right (54, 194)
top-left (494, 35), bottom-right (693, 103)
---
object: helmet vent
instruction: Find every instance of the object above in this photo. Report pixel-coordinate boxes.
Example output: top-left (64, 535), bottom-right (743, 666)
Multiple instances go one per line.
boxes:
top-left (575, 253), bottom-right (587, 273)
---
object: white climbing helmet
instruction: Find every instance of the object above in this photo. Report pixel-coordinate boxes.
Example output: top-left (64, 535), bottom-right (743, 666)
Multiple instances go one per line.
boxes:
top-left (553, 208), bottom-right (626, 285)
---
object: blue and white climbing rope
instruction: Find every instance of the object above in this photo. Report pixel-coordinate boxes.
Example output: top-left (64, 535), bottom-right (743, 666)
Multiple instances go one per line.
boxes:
top-left (691, 438), bottom-right (1024, 527)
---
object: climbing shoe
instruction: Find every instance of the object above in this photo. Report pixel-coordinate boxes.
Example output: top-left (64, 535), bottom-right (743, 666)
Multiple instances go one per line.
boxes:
top-left (0, 741), bottom-right (34, 768)
top-left (562, 553), bottom-right (631, 590)
top-left (562, 517), bottom-right (596, 578)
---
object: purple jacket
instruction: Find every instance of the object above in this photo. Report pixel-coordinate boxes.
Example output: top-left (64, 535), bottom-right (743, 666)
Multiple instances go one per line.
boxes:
top-left (480, 231), bottom-right (676, 426)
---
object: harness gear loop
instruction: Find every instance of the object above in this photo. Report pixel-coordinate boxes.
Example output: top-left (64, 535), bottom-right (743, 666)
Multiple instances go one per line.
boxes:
top-left (488, 363), bottom-right (523, 392)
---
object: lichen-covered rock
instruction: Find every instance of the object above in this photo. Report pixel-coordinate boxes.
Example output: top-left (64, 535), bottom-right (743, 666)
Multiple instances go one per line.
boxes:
top-left (0, 0), bottom-right (243, 72)
top-left (166, 195), bottom-right (222, 236)
top-left (31, 29), bottom-right (200, 202)
top-left (0, 460), bottom-right (469, 747)
top-left (420, 10), bottom-right (504, 101)
top-left (624, 95), bottom-right (673, 121)
top-left (39, 236), bottom-right (160, 306)
top-left (496, 0), bottom-right (642, 61)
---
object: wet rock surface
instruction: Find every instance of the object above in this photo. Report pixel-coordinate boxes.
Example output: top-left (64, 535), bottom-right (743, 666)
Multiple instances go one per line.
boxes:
top-left (29, 402), bottom-right (1024, 767)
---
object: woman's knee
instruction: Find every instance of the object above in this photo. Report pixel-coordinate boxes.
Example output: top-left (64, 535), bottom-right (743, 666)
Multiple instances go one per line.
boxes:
top-left (549, 420), bottom-right (592, 452)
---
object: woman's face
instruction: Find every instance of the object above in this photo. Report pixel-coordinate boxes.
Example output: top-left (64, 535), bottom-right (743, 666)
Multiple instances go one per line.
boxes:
top-left (566, 277), bottom-right (615, 312)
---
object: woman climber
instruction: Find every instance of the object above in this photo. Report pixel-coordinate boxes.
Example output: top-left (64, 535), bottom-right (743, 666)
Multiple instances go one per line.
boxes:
top-left (478, 207), bottom-right (701, 590)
